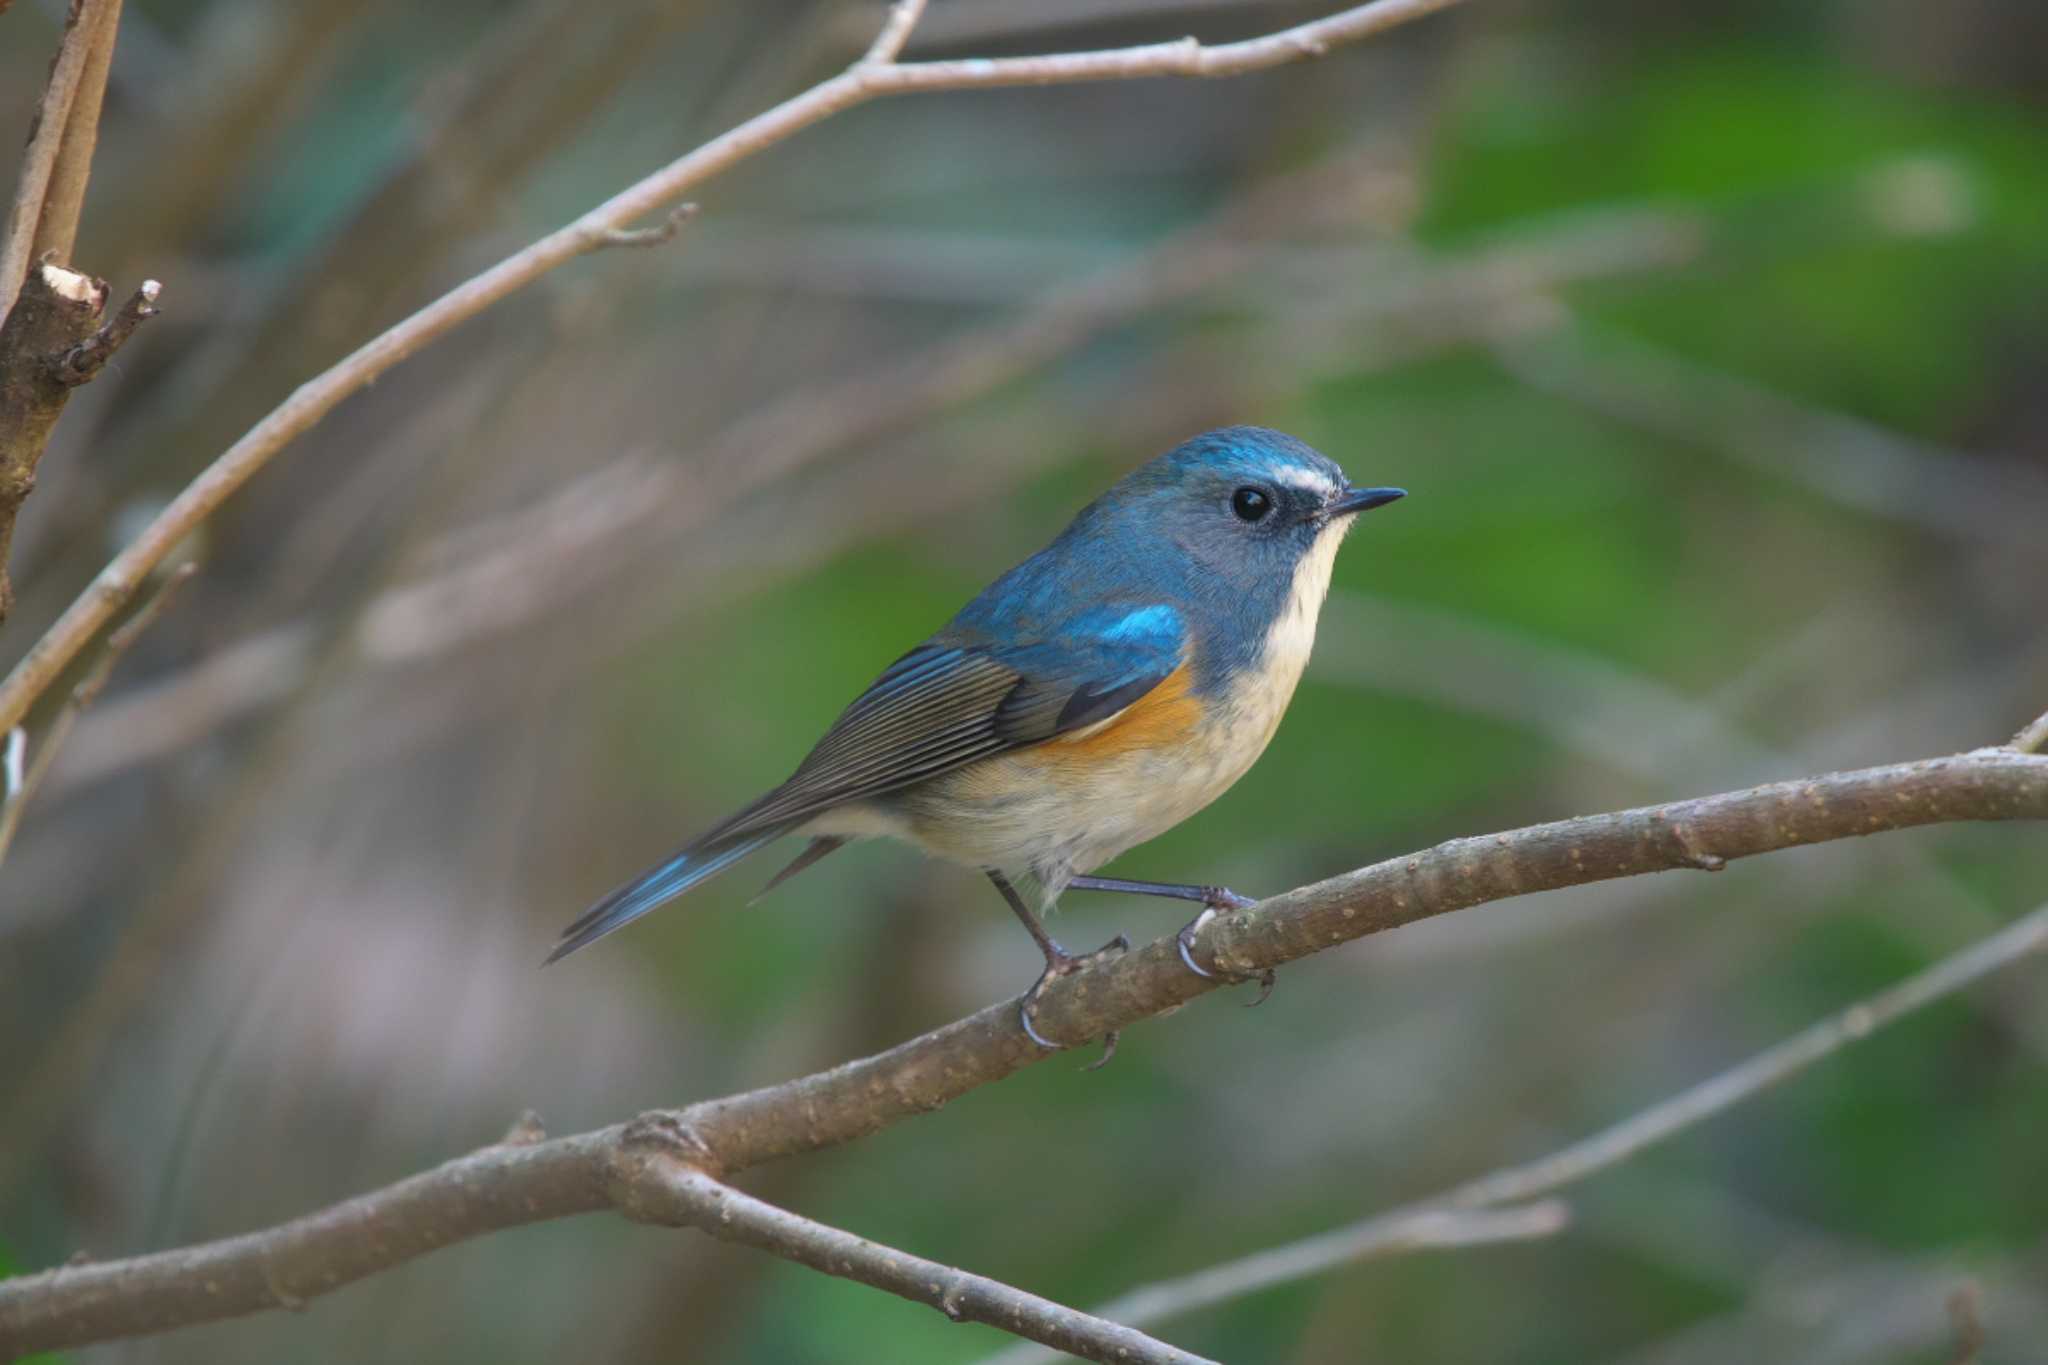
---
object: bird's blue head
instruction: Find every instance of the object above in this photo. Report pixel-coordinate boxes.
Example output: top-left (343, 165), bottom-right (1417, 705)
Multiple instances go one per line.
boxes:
top-left (1030, 425), bottom-right (1405, 688)
top-left (1072, 425), bottom-right (1403, 595)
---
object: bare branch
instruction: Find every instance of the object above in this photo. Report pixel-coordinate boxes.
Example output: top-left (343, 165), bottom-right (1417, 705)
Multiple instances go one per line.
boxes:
top-left (0, 0), bottom-right (1473, 733)
top-left (0, 0), bottom-right (105, 319)
top-left (0, 561), bottom-right (191, 866)
top-left (859, 0), bottom-right (930, 65)
top-left (29, 0), bottom-right (125, 268)
top-left (631, 1162), bottom-right (1214, 1364)
top-left (983, 896), bottom-right (2048, 1360)
top-left (0, 261), bottom-right (111, 619)
top-left (1493, 315), bottom-right (2048, 545)
top-left (0, 742), bottom-right (2043, 1356)
top-left (47, 276), bottom-right (160, 385)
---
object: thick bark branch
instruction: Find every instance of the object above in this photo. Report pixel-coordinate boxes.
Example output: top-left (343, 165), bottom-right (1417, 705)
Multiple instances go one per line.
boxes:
top-left (0, 0), bottom-right (148, 623)
top-left (1, 742), bottom-right (2043, 1357)
top-left (0, 263), bottom-right (102, 621)
top-left (0, 267), bottom-right (158, 621)
top-left (0, 0), bottom-right (1472, 732)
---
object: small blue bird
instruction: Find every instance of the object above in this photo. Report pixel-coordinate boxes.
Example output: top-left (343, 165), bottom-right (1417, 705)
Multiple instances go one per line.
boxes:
top-left (552, 426), bottom-right (1403, 1049)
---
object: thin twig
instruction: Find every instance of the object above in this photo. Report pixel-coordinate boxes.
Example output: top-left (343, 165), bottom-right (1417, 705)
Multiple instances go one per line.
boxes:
top-left (0, 741), bottom-right (2043, 1356)
top-left (0, 0), bottom-right (104, 321)
top-left (981, 897), bottom-right (2048, 1361)
top-left (1493, 315), bottom-right (2048, 545)
top-left (29, 0), bottom-right (126, 267)
top-left (0, 0), bottom-right (1473, 734)
top-left (2012, 708), bottom-right (2048, 756)
top-left (859, 0), bottom-right (930, 65)
top-left (49, 277), bottom-right (161, 385)
top-left (0, 561), bottom-right (192, 867)
top-left (634, 1163), bottom-right (1214, 1364)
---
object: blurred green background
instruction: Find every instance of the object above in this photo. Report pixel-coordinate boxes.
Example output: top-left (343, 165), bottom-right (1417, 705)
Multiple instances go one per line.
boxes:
top-left (3, 0), bottom-right (2046, 1360)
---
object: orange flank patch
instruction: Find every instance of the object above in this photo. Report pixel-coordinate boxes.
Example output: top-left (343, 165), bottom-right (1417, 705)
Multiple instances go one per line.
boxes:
top-left (1039, 663), bottom-right (1201, 765)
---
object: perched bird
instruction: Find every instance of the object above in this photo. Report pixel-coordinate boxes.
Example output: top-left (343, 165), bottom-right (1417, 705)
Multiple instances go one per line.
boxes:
top-left (551, 426), bottom-right (1403, 1049)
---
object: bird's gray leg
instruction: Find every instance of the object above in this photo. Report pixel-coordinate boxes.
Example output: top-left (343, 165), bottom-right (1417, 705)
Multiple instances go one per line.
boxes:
top-left (1065, 875), bottom-right (1274, 1005)
top-left (1065, 874), bottom-right (1255, 910)
top-left (986, 869), bottom-right (1126, 1065)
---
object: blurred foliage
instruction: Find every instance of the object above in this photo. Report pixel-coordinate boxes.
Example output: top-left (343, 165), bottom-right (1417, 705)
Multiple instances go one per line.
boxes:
top-left (2, 0), bottom-right (2045, 1361)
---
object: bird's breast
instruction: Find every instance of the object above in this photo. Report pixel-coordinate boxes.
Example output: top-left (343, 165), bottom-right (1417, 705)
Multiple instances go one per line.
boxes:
top-left (864, 532), bottom-right (1348, 885)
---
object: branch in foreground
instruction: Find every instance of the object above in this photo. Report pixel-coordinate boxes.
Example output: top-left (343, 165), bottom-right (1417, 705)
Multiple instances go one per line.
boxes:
top-left (48, 278), bottom-right (161, 386)
top-left (0, 263), bottom-right (160, 621)
top-left (0, 0), bottom-right (1472, 731)
top-left (1, 743), bottom-right (2044, 1357)
top-left (983, 894), bottom-right (2048, 1361)
top-left (26, 0), bottom-right (125, 270)
top-left (0, 0), bottom-right (115, 322)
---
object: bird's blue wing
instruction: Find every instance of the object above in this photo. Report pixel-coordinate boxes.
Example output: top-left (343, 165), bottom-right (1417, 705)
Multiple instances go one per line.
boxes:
top-left (705, 601), bottom-right (1188, 837)
top-left (549, 602), bottom-right (1185, 961)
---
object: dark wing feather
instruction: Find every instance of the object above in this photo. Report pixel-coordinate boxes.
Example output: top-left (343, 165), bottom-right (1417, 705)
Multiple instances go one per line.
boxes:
top-left (708, 604), bottom-right (1186, 841)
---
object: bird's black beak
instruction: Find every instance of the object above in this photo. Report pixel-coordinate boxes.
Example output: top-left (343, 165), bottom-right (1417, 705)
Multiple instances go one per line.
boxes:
top-left (1328, 485), bottom-right (1407, 517)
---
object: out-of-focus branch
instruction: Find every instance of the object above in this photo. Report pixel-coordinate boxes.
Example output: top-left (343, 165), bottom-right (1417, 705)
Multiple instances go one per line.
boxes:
top-left (0, 0), bottom-right (114, 319)
top-left (1493, 314), bottom-right (2048, 544)
top-left (632, 1163), bottom-right (1213, 1365)
top-left (859, 0), bottom-right (929, 65)
top-left (0, 0), bottom-right (1473, 733)
top-left (2, 740), bottom-right (2045, 1356)
top-left (982, 894), bottom-right (2048, 1361)
top-left (0, 560), bottom-right (189, 866)
top-left (27, 0), bottom-right (124, 268)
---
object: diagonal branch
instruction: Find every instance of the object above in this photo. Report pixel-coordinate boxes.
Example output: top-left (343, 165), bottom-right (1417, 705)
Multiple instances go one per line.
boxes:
top-left (1, 740), bottom-right (2044, 1356)
top-left (631, 1162), bottom-right (1214, 1364)
top-left (859, 0), bottom-right (930, 65)
top-left (0, 0), bottom-right (1474, 732)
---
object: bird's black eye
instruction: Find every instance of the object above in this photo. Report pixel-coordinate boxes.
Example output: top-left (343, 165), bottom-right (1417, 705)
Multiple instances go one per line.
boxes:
top-left (1231, 487), bottom-right (1272, 523)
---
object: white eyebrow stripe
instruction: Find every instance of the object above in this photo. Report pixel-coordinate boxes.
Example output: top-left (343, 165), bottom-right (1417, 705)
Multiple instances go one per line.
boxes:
top-left (1269, 466), bottom-right (1336, 494)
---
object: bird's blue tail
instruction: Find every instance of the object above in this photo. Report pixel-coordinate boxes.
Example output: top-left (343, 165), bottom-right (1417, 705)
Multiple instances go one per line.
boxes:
top-left (546, 829), bottom-right (781, 963)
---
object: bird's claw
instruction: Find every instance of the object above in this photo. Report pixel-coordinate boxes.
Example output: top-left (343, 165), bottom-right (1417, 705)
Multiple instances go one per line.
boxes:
top-left (1018, 933), bottom-right (1129, 1066)
top-left (1176, 905), bottom-right (1277, 1005)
